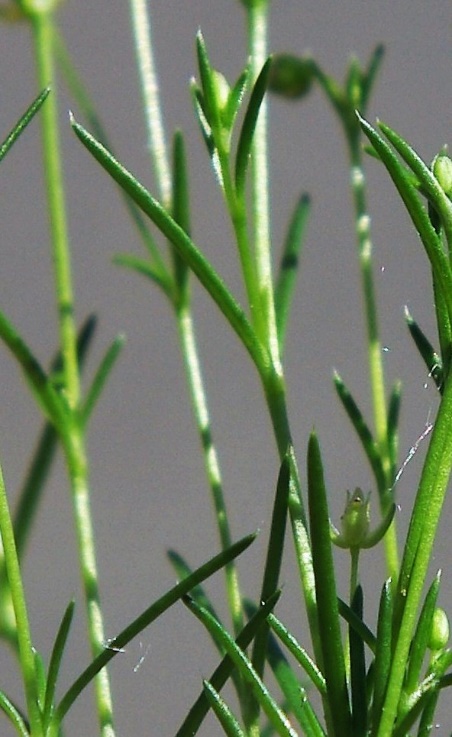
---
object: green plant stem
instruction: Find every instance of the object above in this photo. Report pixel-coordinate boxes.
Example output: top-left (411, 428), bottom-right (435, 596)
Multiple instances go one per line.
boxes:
top-left (0, 464), bottom-right (42, 736)
top-left (30, 12), bottom-right (115, 736)
top-left (376, 372), bottom-right (452, 736)
top-left (349, 141), bottom-right (398, 580)
top-left (245, 1), bottom-right (281, 372)
top-left (31, 12), bottom-right (79, 409)
top-left (176, 305), bottom-right (244, 637)
top-left (129, 0), bottom-right (171, 208)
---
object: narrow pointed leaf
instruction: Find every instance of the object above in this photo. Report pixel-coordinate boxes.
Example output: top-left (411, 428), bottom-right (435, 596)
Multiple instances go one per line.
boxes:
top-left (171, 130), bottom-right (190, 297)
top-left (275, 193), bottom-right (310, 352)
top-left (195, 31), bottom-right (221, 131)
top-left (113, 253), bottom-right (173, 297)
top-left (167, 549), bottom-right (225, 660)
top-left (235, 57), bottom-right (272, 195)
top-left (81, 334), bottom-right (125, 424)
top-left (379, 121), bottom-right (452, 247)
top-left (372, 579), bottom-right (393, 729)
top-left (43, 600), bottom-right (76, 727)
top-left (203, 680), bottom-right (247, 737)
top-left (175, 591), bottom-right (280, 737)
top-left (252, 452), bottom-right (291, 679)
top-left (52, 532), bottom-right (256, 731)
top-left (404, 307), bottom-right (443, 391)
top-left (267, 612), bottom-right (326, 695)
top-left (0, 88), bottom-right (50, 163)
top-left (349, 585), bottom-right (367, 737)
top-left (337, 598), bottom-right (376, 653)
top-left (224, 66), bottom-right (250, 131)
top-left (387, 380), bottom-right (402, 480)
top-left (404, 573), bottom-right (440, 696)
top-left (333, 371), bottom-right (386, 491)
top-left (360, 44), bottom-right (385, 113)
top-left (184, 595), bottom-right (298, 737)
top-left (307, 432), bottom-right (352, 737)
top-left (0, 690), bottom-right (29, 736)
top-left (0, 309), bottom-right (67, 431)
top-left (358, 114), bottom-right (452, 325)
top-left (10, 314), bottom-right (97, 566)
top-left (70, 116), bottom-right (268, 371)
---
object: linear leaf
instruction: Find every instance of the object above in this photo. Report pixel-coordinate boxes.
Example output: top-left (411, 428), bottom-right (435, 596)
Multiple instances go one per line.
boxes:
top-left (70, 116), bottom-right (268, 372)
top-left (203, 681), bottom-right (247, 737)
top-left (0, 88), bottom-right (49, 163)
top-left (43, 600), bottom-right (76, 727)
top-left (52, 532), bottom-right (256, 731)
top-left (235, 57), bottom-right (272, 195)
top-left (184, 595), bottom-right (298, 737)
top-left (307, 432), bottom-right (351, 737)
top-left (275, 193), bottom-right (310, 353)
top-left (175, 592), bottom-right (280, 737)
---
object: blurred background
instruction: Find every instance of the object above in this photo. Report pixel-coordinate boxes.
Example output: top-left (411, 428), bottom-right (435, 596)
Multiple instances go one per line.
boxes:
top-left (0, 1), bottom-right (451, 734)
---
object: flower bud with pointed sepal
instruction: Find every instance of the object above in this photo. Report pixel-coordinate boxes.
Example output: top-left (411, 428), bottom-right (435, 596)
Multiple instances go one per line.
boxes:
top-left (331, 487), bottom-right (396, 550)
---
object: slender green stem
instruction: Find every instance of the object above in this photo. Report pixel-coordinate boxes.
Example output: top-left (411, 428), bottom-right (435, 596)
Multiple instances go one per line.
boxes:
top-left (349, 144), bottom-right (398, 579)
top-left (31, 12), bottom-right (79, 409)
top-left (176, 305), bottom-right (244, 636)
top-left (129, 0), bottom-right (172, 208)
top-left (246, 1), bottom-right (281, 371)
top-left (30, 11), bottom-right (116, 736)
top-left (62, 427), bottom-right (115, 737)
top-left (0, 464), bottom-right (42, 736)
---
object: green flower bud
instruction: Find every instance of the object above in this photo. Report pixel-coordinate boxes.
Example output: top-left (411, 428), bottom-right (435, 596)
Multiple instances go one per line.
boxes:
top-left (212, 70), bottom-right (231, 114)
top-left (432, 152), bottom-right (452, 197)
top-left (428, 607), bottom-right (449, 651)
top-left (268, 54), bottom-right (314, 99)
top-left (340, 488), bottom-right (370, 547)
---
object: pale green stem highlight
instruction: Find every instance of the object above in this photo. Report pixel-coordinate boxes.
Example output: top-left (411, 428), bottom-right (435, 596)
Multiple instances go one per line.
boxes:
top-left (129, 0), bottom-right (172, 208)
top-left (350, 159), bottom-right (398, 580)
top-left (30, 11), bottom-right (115, 736)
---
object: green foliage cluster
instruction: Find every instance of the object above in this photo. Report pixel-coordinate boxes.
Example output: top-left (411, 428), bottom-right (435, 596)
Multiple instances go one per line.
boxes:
top-left (1, 1), bottom-right (452, 736)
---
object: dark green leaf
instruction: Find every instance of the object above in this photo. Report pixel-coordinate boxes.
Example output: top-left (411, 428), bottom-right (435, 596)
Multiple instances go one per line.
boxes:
top-left (349, 586), bottom-right (367, 737)
top-left (252, 452), bottom-right (291, 679)
top-left (43, 600), bottom-right (76, 727)
top-left (405, 307), bottom-right (443, 392)
top-left (81, 334), bottom-right (125, 424)
top-left (307, 432), bottom-right (352, 737)
top-left (175, 591), bottom-right (280, 737)
top-left (275, 193), bottom-right (310, 353)
top-left (203, 681), bottom-right (247, 737)
top-left (0, 690), bottom-right (29, 736)
top-left (358, 114), bottom-right (452, 327)
top-left (184, 595), bottom-right (297, 737)
top-left (52, 532), bottom-right (256, 731)
top-left (267, 612), bottom-right (326, 695)
top-left (235, 57), bottom-right (272, 195)
top-left (0, 88), bottom-right (49, 163)
top-left (387, 380), bottom-right (402, 482)
top-left (404, 574), bottom-right (440, 696)
top-left (337, 598), bottom-right (376, 653)
top-left (71, 115), bottom-right (268, 371)
top-left (333, 371), bottom-right (386, 492)
top-left (372, 579), bottom-right (393, 729)
top-left (171, 130), bottom-right (190, 299)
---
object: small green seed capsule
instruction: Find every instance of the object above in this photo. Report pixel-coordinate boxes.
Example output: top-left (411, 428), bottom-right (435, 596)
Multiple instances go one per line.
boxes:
top-left (432, 152), bottom-right (452, 197)
top-left (340, 488), bottom-right (370, 547)
top-left (429, 607), bottom-right (449, 651)
top-left (268, 54), bottom-right (314, 99)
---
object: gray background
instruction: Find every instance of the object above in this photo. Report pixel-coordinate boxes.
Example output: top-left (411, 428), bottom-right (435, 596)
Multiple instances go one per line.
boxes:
top-left (1, 1), bottom-right (452, 734)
